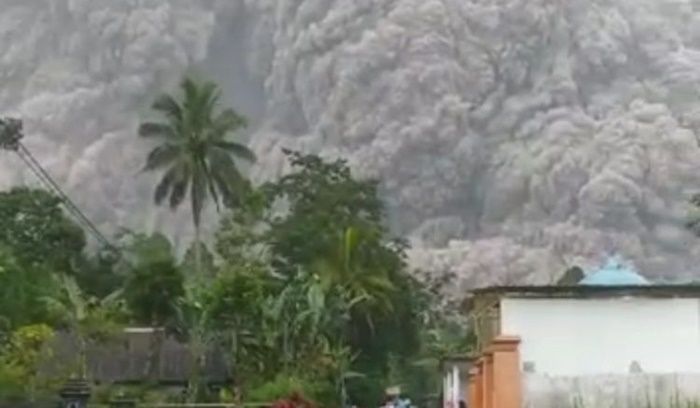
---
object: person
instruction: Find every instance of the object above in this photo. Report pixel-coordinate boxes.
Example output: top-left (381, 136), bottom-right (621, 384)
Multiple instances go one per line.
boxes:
top-left (381, 395), bottom-right (394, 408)
top-left (398, 397), bottom-right (412, 408)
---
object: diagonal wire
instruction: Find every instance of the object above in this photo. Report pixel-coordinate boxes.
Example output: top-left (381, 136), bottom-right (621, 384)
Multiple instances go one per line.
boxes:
top-left (18, 144), bottom-right (115, 249)
top-left (0, 117), bottom-right (120, 255)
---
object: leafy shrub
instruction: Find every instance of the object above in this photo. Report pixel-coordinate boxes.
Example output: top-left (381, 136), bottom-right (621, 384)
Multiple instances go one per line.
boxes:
top-left (246, 374), bottom-right (332, 406)
top-left (0, 324), bottom-right (58, 401)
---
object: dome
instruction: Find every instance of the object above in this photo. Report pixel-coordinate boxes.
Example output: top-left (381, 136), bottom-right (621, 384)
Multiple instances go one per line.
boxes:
top-left (579, 256), bottom-right (650, 286)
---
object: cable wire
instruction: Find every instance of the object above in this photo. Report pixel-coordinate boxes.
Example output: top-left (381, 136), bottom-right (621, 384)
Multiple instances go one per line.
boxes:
top-left (16, 143), bottom-right (113, 249)
top-left (1, 120), bottom-right (116, 252)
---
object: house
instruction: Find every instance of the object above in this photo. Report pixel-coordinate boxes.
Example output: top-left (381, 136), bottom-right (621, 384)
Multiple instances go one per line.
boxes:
top-left (44, 327), bottom-right (230, 388)
top-left (466, 257), bottom-right (700, 408)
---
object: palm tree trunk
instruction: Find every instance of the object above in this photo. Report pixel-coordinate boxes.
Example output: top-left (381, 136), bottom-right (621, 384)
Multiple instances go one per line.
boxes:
top-left (195, 224), bottom-right (202, 276)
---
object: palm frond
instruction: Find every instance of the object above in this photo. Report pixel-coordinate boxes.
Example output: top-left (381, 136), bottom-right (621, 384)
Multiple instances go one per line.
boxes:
top-left (152, 94), bottom-right (183, 123)
top-left (213, 142), bottom-right (256, 162)
top-left (181, 77), bottom-right (199, 104)
top-left (197, 81), bottom-right (221, 117)
top-left (138, 122), bottom-right (177, 139)
top-left (181, 78), bottom-right (203, 128)
top-left (154, 165), bottom-right (181, 205)
top-left (209, 109), bottom-right (248, 139)
top-left (209, 148), bottom-right (249, 208)
top-left (199, 158), bottom-right (221, 212)
top-left (210, 172), bottom-right (236, 208)
top-left (169, 172), bottom-right (190, 210)
top-left (143, 144), bottom-right (180, 171)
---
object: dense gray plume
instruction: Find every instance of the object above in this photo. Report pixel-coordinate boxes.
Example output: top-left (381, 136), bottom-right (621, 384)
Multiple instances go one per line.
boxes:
top-left (3, 0), bottom-right (700, 295)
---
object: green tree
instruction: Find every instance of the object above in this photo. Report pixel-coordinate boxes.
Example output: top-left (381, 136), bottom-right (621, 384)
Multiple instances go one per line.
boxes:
top-left (261, 150), bottom-right (384, 274)
top-left (121, 232), bottom-right (184, 326)
top-left (173, 283), bottom-right (219, 402)
top-left (238, 151), bottom-right (418, 405)
top-left (119, 232), bottom-right (185, 380)
top-left (74, 248), bottom-right (122, 298)
top-left (0, 324), bottom-right (56, 401)
top-left (0, 247), bottom-right (61, 328)
top-left (0, 187), bottom-right (85, 272)
top-left (138, 77), bottom-right (256, 276)
top-left (207, 264), bottom-right (271, 400)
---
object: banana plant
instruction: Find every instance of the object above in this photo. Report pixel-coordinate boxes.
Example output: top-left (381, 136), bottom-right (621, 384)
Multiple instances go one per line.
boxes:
top-left (172, 283), bottom-right (217, 402)
top-left (42, 274), bottom-right (124, 378)
top-left (311, 227), bottom-right (396, 331)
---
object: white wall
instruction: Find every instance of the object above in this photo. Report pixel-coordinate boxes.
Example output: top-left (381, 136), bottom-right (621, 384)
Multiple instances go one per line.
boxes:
top-left (500, 297), bottom-right (700, 376)
top-left (442, 363), bottom-right (467, 408)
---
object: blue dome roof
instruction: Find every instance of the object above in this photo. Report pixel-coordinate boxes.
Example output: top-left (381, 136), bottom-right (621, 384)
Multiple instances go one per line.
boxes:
top-left (579, 256), bottom-right (650, 286)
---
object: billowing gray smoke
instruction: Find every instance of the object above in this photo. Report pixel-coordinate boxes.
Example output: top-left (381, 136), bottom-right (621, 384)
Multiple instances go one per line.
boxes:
top-left (3, 0), bottom-right (700, 293)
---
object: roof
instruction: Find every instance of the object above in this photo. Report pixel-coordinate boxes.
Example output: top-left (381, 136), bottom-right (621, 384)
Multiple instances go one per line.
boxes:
top-left (43, 331), bottom-right (231, 385)
top-left (471, 284), bottom-right (700, 299)
top-left (579, 257), bottom-right (649, 286)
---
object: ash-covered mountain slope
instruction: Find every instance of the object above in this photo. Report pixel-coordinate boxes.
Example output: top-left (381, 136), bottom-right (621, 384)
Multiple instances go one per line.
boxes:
top-left (3, 0), bottom-right (700, 292)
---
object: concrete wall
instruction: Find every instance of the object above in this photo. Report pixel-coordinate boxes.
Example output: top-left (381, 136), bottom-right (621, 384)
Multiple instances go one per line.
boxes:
top-left (500, 298), bottom-right (700, 376)
top-left (523, 373), bottom-right (700, 408)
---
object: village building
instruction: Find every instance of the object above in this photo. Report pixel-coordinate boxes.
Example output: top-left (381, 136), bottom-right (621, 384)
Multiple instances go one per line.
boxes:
top-left (44, 327), bottom-right (230, 390)
top-left (464, 257), bottom-right (700, 408)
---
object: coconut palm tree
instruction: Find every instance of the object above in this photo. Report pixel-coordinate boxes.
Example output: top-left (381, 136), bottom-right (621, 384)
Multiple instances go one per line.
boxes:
top-left (138, 77), bottom-right (256, 275)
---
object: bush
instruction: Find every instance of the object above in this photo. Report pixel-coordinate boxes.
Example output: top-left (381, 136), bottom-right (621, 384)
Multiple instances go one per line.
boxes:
top-left (0, 324), bottom-right (59, 400)
top-left (246, 374), bottom-right (333, 406)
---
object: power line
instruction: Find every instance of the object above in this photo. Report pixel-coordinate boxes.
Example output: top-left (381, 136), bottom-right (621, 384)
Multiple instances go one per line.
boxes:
top-left (17, 143), bottom-right (112, 248)
top-left (0, 117), bottom-right (116, 251)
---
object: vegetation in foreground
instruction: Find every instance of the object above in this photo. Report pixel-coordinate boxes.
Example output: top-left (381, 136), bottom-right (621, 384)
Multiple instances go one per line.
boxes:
top-left (0, 77), bottom-right (471, 406)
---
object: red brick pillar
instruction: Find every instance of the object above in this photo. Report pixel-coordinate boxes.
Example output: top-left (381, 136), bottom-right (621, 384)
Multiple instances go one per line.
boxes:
top-left (491, 336), bottom-right (521, 408)
top-left (482, 351), bottom-right (494, 408)
top-left (468, 366), bottom-right (482, 408)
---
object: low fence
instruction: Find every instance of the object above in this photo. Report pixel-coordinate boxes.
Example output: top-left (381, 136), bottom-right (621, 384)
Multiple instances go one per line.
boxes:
top-left (523, 373), bottom-right (700, 408)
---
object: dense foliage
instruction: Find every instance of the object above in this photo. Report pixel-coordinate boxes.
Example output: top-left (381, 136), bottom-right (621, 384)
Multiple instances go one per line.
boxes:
top-left (0, 78), bottom-right (471, 406)
top-left (0, 187), bottom-right (85, 271)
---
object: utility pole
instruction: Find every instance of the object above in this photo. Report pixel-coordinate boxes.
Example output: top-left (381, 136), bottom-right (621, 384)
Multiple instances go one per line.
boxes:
top-left (0, 116), bottom-right (115, 250)
top-left (0, 117), bottom-right (23, 151)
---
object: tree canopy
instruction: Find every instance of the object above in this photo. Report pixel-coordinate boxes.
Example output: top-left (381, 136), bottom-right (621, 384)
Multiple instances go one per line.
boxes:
top-left (0, 79), bottom-right (472, 407)
top-left (0, 187), bottom-right (85, 271)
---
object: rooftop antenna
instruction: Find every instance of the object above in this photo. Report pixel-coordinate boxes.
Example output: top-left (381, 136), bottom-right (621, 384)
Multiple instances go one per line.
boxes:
top-left (0, 117), bottom-right (115, 251)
